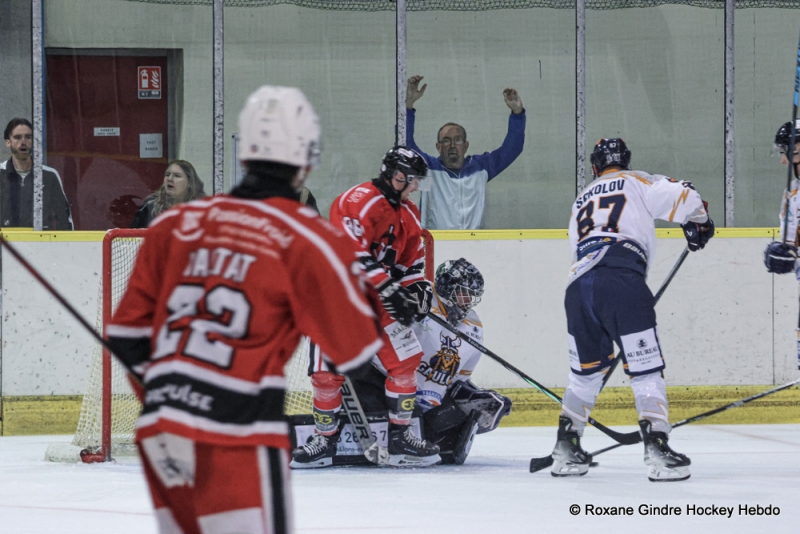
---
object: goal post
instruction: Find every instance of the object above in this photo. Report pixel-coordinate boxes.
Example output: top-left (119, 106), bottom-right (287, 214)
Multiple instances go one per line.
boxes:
top-left (47, 227), bottom-right (435, 463)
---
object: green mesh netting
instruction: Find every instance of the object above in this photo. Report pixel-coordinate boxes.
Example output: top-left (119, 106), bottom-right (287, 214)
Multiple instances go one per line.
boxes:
top-left (123, 1), bottom-right (800, 10)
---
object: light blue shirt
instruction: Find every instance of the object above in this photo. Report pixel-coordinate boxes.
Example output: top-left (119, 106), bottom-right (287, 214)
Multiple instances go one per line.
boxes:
top-left (406, 108), bottom-right (525, 230)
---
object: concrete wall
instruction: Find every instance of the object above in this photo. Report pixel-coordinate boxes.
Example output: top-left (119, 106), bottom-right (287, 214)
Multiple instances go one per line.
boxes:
top-left (0, 229), bottom-right (794, 399)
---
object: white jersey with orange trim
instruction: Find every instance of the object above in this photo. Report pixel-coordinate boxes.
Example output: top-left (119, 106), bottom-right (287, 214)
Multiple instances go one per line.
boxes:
top-left (411, 302), bottom-right (484, 412)
top-left (778, 178), bottom-right (800, 246)
top-left (568, 169), bottom-right (708, 272)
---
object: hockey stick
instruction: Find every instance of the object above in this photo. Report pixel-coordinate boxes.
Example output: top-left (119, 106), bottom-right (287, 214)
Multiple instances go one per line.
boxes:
top-left (597, 246), bottom-right (690, 387)
top-left (425, 312), bottom-right (641, 446)
top-left (1, 233), bottom-right (388, 466)
top-left (340, 376), bottom-right (387, 465)
top-left (529, 246), bottom-right (691, 473)
top-left (583, 376), bottom-right (800, 461)
top-left (0, 235), bottom-right (136, 382)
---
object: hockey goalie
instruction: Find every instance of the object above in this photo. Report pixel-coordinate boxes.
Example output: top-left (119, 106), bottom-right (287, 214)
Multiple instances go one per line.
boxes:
top-left (289, 258), bottom-right (512, 467)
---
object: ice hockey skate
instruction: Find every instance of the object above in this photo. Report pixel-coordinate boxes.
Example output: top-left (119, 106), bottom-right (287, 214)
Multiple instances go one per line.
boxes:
top-left (387, 424), bottom-right (441, 467)
top-left (639, 420), bottom-right (691, 482)
top-left (550, 416), bottom-right (592, 477)
top-left (290, 430), bottom-right (340, 469)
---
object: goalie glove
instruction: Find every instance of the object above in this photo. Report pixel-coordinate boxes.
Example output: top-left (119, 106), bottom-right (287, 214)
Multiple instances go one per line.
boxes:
top-left (681, 216), bottom-right (715, 252)
top-left (406, 280), bottom-right (434, 322)
top-left (450, 381), bottom-right (512, 434)
top-left (764, 241), bottom-right (798, 274)
top-left (375, 278), bottom-right (416, 327)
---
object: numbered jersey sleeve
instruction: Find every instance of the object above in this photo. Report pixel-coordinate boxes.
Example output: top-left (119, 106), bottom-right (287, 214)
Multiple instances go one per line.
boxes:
top-left (329, 181), bottom-right (425, 288)
top-left (568, 170), bottom-right (707, 264)
top-left (411, 304), bottom-right (484, 412)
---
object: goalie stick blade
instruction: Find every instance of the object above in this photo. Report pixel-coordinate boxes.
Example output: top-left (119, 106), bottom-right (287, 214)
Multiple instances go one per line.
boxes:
top-left (529, 456), bottom-right (599, 473)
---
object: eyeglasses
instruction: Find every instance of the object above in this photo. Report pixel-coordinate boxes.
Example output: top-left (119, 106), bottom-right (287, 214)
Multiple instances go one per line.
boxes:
top-left (438, 136), bottom-right (465, 147)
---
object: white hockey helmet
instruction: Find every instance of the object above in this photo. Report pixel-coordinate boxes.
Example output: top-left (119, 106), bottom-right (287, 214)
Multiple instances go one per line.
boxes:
top-left (238, 85), bottom-right (322, 168)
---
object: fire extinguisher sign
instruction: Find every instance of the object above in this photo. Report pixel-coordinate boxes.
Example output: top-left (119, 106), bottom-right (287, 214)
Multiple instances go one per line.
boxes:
top-left (138, 67), bottom-right (162, 99)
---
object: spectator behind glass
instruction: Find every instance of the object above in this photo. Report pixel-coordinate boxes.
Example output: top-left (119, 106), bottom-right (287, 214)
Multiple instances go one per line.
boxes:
top-left (130, 159), bottom-right (206, 228)
top-left (405, 75), bottom-right (526, 230)
top-left (0, 117), bottom-right (74, 230)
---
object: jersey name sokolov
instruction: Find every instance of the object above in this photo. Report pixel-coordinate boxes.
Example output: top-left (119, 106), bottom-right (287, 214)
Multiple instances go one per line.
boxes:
top-left (575, 179), bottom-right (626, 209)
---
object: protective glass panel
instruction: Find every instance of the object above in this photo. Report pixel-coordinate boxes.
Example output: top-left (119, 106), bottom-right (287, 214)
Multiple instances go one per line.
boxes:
top-left (225, 4), bottom-right (398, 219)
top-left (735, 11), bottom-right (799, 228)
top-left (42, 0), bottom-right (213, 230)
top-left (586, 5), bottom-right (724, 227)
top-left (407, 8), bottom-right (574, 230)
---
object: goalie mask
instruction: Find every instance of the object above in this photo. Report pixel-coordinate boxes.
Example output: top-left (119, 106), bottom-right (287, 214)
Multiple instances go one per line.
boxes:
top-left (435, 258), bottom-right (484, 326)
top-left (590, 138), bottom-right (631, 177)
top-left (238, 85), bottom-right (322, 168)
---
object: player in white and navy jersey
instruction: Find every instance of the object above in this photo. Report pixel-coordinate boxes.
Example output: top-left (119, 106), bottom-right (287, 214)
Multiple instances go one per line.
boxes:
top-left (328, 258), bottom-right (511, 466)
top-left (550, 138), bottom-right (714, 482)
top-left (763, 120), bottom-right (800, 369)
top-left (411, 258), bottom-right (511, 464)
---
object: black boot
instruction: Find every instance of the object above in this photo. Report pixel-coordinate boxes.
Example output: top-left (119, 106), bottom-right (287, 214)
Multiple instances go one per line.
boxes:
top-left (551, 416), bottom-right (592, 477)
top-left (639, 419), bottom-right (691, 482)
top-left (387, 423), bottom-right (441, 467)
top-left (290, 429), bottom-right (340, 469)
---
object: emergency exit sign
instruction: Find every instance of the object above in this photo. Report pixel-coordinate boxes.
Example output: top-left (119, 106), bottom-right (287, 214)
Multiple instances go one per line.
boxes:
top-left (138, 66), bottom-right (162, 99)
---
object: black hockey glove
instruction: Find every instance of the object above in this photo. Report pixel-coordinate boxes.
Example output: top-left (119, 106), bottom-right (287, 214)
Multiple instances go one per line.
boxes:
top-left (764, 242), bottom-right (798, 274)
top-left (406, 281), bottom-right (434, 322)
top-left (450, 381), bottom-right (512, 434)
top-left (375, 278), bottom-right (416, 327)
top-left (681, 216), bottom-right (715, 252)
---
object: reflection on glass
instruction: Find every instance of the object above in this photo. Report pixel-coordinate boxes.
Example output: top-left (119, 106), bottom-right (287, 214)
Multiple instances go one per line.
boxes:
top-left (44, 0), bottom-right (211, 230)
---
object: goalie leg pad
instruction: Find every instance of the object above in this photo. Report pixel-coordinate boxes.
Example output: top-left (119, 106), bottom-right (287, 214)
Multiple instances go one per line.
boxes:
top-left (449, 381), bottom-right (512, 434)
top-left (423, 395), bottom-right (468, 435)
top-left (445, 410), bottom-right (480, 465)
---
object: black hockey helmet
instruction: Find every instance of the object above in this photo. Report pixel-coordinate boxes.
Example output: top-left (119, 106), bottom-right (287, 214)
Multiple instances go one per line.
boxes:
top-left (435, 258), bottom-right (484, 326)
top-left (379, 145), bottom-right (428, 183)
top-left (775, 120), bottom-right (800, 154)
top-left (590, 138), bottom-right (631, 176)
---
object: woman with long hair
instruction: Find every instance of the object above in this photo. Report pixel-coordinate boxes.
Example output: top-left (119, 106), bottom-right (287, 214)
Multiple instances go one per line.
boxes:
top-left (130, 160), bottom-right (206, 228)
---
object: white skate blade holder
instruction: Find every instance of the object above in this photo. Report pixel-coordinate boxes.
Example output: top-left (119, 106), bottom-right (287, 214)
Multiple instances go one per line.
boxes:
top-left (290, 457), bottom-right (334, 470)
top-left (387, 452), bottom-right (442, 468)
top-left (648, 465), bottom-right (690, 482)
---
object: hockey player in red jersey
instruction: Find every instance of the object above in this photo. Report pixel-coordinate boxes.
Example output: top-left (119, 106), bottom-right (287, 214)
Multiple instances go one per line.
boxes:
top-left (105, 85), bottom-right (383, 534)
top-left (291, 146), bottom-right (442, 468)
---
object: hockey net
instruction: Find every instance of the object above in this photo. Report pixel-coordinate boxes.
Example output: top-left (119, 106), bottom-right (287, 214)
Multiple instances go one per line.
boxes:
top-left (47, 227), bottom-right (434, 462)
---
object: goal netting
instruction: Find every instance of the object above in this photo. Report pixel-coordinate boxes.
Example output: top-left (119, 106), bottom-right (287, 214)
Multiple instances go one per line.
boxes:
top-left (46, 227), bottom-right (434, 462)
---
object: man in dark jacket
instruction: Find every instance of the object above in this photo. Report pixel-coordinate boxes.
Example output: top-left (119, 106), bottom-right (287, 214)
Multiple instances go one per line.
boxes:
top-left (1, 118), bottom-right (73, 230)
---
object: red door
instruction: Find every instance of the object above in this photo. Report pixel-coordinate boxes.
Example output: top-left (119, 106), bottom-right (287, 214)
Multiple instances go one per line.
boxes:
top-left (46, 53), bottom-right (171, 230)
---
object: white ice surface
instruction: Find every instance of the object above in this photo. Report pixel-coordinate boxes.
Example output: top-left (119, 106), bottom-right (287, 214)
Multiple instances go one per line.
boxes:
top-left (1, 424), bottom-right (798, 533)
